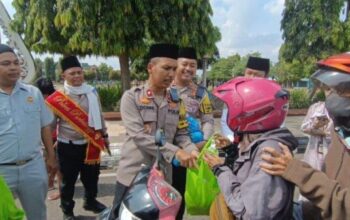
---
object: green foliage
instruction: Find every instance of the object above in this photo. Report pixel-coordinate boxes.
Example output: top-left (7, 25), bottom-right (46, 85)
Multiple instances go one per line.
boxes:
top-left (231, 52), bottom-right (261, 76)
top-left (289, 88), bottom-right (325, 109)
top-left (207, 52), bottom-right (261, 81)
top-left (207, 55), bottom-right (238, 81)
top-left (312, 90), bottom-right (326, 103)
top-left (109, 70), bottom-right (121, 81)
top-left (12, 0), bottom-right (68, 54)
top-left (271, 57), bottom-right (317, 84)
top-left (34, 58), bottom-right (44, 78)
top-left (55, 57), bottom-right (63, 81)
top-left (145, 0), bottom-right (221, 57)
top-left (12, 0), bottom-right (221, 92)
top-left (84, 69), bottom-right (96, 81)
top-left (130, 55), bottom-right (149, 81)
top-left (96, 84), bottom-right (123, 111)
top-left (289, 88), bottom-right (311, 109)
top-left (44, 57), bottom-right (56, 80)
top-left (97, 63), bottom-right (112, 81)
top-left (279, 0), bottom-right (350, 83)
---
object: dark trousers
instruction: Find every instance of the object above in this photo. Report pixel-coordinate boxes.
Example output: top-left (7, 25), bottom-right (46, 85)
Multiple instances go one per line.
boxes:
top-left (57, 141), bottom-right (100, 213)
top-left (109, 181), bottom-right (129, 220)
top-left (172, 165), bottom-right (187, 220)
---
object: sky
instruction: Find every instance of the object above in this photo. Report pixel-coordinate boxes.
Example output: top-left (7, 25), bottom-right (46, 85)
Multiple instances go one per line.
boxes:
top-left (1, 0), bottom-right (285, 69)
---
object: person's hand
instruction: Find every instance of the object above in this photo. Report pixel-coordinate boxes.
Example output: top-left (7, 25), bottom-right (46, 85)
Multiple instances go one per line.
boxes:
top-left (195, 141), bottom-right (206, 150)
top-left (314, 117), bottom-right (329, 129)
top-left (104, 138), bottom-right (110, 148)
top-left (203, 152), bottom-right (224, 168)
top-left (46, 155), bottom-right (57, 173)
top-left (175, 149), bottom-right (197, 168)
top-left (103, 138), bottom-right (112, 156)
top-left (53, 141), bottom-right (57, 149)
top-left (259, 143), bottom-right (293, 176)
top-left (191, 150), bottom-right (200, 159)
top-left (213, 134), bottom-right (231, 148)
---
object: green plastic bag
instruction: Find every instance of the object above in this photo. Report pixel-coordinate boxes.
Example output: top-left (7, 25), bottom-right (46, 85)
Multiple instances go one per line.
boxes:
top-left (185, 137), bottom-right (220, 215)
top-left (0, 176), bottom-right (25, 220)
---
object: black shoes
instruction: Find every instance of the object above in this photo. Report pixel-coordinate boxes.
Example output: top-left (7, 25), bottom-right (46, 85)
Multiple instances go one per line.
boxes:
top-left (63, 212), bottom-right (75, 220)
top-left (83, 199), bottom-right (107, 213)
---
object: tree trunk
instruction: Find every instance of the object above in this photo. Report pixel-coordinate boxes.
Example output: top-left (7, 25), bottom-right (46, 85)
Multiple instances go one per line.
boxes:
top-left (202, 58), bottom-right (208, 87)
top-left (119, 53), bottom-right (131, 92)
top-left (347, 0), bottom-right (350, 20)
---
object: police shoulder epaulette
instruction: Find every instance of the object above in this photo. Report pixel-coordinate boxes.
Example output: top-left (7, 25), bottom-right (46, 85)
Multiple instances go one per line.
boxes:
top-left (196, 85), bottom-right (207, 100)
top-left (169, 87), bottom-right (180, 103)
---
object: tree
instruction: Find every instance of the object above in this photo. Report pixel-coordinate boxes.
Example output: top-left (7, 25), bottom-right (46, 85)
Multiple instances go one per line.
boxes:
top-left (84, 69), bottom-right (96, 81)
top-left (145, 1), bottom-right (221, 56)
top-left (34, 58), bottom-right (43, 78)
top-left (55, 57), bottom-right (63, 82)
top-left (12, 0), bottom-right (221, 92)
top-left (207, 52), bottom-right (261, 82)
top-left (231, 52), bottom-right (261, 76)
top-left (208, 54), bottom-right (240, 82)
top-left (109, 69), bottom-right (121, 81)
top-left (43, 57), bottom-right (56, 80)
top-left (279, 0), bottom-right (350, 82)
top-left (130, 56), bottom-right (149, 81)
top-left (97, 63), bottom-right (112, 81)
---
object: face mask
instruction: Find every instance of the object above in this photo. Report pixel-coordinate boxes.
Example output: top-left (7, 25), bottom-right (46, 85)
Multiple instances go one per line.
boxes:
top-left (326, 93), bottom-right (350, 145)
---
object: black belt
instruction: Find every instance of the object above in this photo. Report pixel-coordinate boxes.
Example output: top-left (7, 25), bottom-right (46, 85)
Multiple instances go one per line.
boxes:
top-left (0, 158), bottom-right (33, 166)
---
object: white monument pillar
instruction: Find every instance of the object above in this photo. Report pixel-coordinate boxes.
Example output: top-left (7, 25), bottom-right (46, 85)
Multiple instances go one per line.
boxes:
top-left (0, 2), bottom-right (36, 83)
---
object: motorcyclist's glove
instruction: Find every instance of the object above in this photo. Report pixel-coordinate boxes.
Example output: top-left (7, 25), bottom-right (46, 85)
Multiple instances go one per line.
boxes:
top-left (218, 143), bottom-right (239, 169)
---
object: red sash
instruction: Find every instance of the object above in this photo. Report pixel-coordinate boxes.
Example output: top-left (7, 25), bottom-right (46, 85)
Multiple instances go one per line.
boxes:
top-left (46, 91), bottom-right (106, 164)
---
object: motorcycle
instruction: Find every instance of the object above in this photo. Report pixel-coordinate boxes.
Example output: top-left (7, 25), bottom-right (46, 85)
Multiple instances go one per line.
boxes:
top-left (100, 129), bottom-right (182, 220)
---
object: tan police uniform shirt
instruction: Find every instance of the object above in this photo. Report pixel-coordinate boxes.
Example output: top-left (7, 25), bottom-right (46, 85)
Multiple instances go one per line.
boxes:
top-left (175, 82), bottom-right (214, 140)
top-left (116, 83), bottom-right (196, 186)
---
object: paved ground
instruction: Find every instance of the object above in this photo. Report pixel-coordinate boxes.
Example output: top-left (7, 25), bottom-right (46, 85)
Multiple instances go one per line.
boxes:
top-left (17, 116), bottom-right (306, 220)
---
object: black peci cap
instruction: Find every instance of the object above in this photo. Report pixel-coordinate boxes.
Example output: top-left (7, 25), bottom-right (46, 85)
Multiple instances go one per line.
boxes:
top-left (61, 56), bottom-right (81, 72)
top-left (149, 43), bottom-right (179, 60)
top-left (178, 47), bottom-right (197, 60)
top-left (246, 56), bottom-right (270, 74)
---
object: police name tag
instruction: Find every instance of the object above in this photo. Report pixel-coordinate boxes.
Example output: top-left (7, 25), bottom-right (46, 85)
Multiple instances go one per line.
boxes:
top-left (168, 109), bottom-right (179, 114)
top-left (138, 105), bottom-right (155, 110)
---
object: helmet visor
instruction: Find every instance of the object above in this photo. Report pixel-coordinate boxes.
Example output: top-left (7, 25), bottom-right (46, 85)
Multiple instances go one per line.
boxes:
top-left (311, 69), bottom-right (350, 93)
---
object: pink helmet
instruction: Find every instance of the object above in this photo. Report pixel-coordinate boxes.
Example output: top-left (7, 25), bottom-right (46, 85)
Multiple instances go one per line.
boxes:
top-left (213, 77), bottom-right (289, 133)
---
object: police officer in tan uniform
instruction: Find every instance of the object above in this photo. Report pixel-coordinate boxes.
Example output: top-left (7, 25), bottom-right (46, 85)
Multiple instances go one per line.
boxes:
top-left (172, 47), bottom-right (214, 219)
top-left (107, 43), bottom-right (198, 220)
top-left (175, 47), bottom-right (214, 141)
